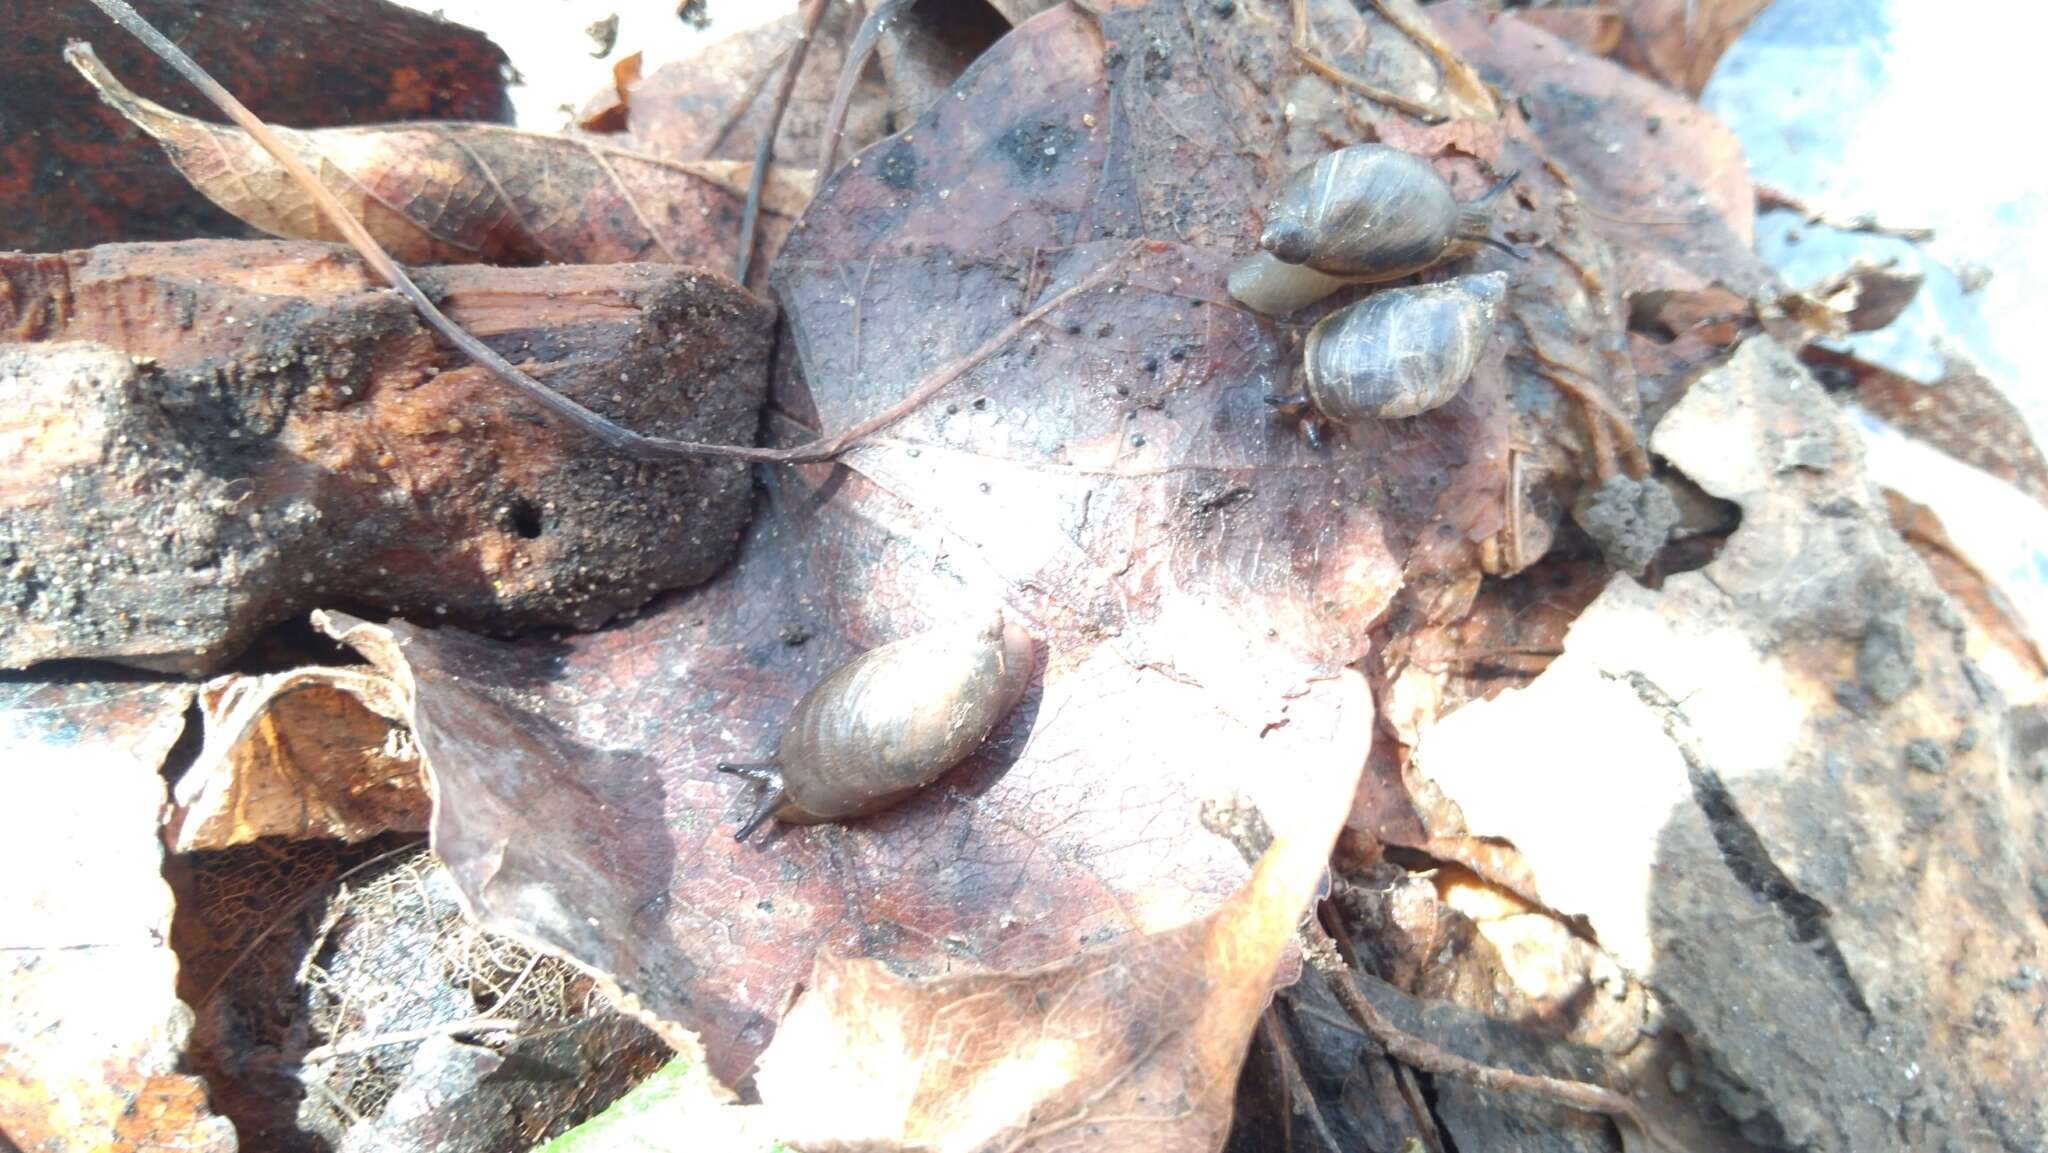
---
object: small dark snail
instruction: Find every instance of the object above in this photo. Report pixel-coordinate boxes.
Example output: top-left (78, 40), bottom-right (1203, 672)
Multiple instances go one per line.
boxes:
top-left (1267, 271), bottom-right (1509, 444)
top-left (1229, 144), bottom-right (1519, 316)
top-left (720, 614), bottom-right (1035, 840)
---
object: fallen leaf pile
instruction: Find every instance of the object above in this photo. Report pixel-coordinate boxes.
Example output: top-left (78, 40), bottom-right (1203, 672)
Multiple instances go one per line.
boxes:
top-left (3, 1), bottom-right (2043, 1151)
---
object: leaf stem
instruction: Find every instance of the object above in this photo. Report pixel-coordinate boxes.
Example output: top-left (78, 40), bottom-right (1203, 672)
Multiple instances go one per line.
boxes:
top-left (737, 0), bottom-right (829, 286)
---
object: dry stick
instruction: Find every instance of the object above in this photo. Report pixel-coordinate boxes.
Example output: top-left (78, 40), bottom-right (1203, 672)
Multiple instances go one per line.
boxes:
top-left (81, 0), bottom-right (1037, 467)
top-left (1261, 1009), bottom-right (1347, 1153)
top-left (1297, 920), bottom-right (1679, 1150)
top-left (301, 1015), bottom-right (526, 1064)
top-left (1522, 347), bottom-right (1649, 479)
top-left (816, 0), bottom-right (915, 180)
top-left (700, 43), bottom-right (793, 160)
top-left (1289, 0), bottom-right (1447, 124)
top-left (737, 0), bottom-right (830, 286)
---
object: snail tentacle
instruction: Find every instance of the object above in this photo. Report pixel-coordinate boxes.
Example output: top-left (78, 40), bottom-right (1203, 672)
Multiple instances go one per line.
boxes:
top-left (734, 789), bottom-right (792, 842)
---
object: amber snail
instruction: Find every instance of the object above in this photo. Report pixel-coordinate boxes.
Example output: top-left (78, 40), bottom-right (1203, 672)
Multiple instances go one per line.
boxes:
top-left (1267, 271), bottom-right (1509, 445)
top-left (720, 613), bottom-right (1035, 840)
top-left (1229, 144), bottom-right (1519, 316)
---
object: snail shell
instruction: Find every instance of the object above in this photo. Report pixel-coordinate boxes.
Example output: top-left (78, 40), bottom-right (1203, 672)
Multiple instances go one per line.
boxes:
top-left (1229, 145), bottom-right (1514, 316)
top-left (1302, 272), bottom-right (1509, 422)
top-left (724, 614), bottom-right (1034, 840)
top-left (1261, 144), bottom-right (1499, 279)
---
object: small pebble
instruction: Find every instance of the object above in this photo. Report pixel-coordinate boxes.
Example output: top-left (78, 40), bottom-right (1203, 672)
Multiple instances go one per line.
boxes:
top-left (1665, 1062), bottom-right (1692, 1095)
top-left (1904, 738), bottom-right (1948, 774)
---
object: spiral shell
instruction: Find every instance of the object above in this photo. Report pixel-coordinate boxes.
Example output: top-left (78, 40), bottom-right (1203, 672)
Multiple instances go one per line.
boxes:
top-left (726, 614), bottom-right (1034, 839)
top-left (1302, 272), bottom-right (1509, 422)
top-left (1260, 144), bottom-right (1498, 280)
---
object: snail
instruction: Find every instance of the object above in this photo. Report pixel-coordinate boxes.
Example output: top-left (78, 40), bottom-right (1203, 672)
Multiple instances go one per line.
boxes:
top-left (1267, 271), bottom-right (1509, 445)
top-left (719, 613), bottom-right (1035, 840)
top-left (1229, 144), bottom-right (1519, 316)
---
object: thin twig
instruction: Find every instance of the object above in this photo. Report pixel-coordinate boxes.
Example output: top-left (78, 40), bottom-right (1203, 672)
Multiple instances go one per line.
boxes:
top-left (1297, 918), bottom-right (1678, 1149)
top-left (1263, 1009), bottom-right (1346, 1153)
top-left (492, 951), bottom-right (545, 1015)
top-left (738, 0), bottom-right (830, 285)
top-left (817, 0), bottom-right (914, 180)
top-left (1290, 0), bottom-right (1447, 124)
top-left (700, 43), bottom-right (793, 160)
top-left (301, 1015), bottom-right (526, 1064)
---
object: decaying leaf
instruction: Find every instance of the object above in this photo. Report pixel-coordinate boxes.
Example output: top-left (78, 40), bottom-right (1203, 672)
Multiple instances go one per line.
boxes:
top-left (168, 667), bottom-right (422, 852)
top-left (1, 0), bottom-right (510, 252)
top-left (1416, 337), bottom-right (2048, 1151)
top-left (70, 48), bottom-right (811, 282)
top-left (170, 837), bottom-right (667, 1148)
top-left (0, 674), bottom-right (235, 1153)
top-left (753, 725), bottom-right (1364, 1153)
top-left (0, 242), bottom-right (771, 672)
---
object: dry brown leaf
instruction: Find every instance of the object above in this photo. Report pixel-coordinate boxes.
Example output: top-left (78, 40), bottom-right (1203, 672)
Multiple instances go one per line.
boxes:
top-left (168, 667), bottom-right (423, 851)
top-left (1614, 0), bottom-right (1772, 97)
top-left (71, 49), bottom-right (811, 279)
top-left (753, 714), bottom-right (1365, 1153)
top-left (0, 675), bottom-right (235, 1153)
top-left (1417, 337), bottom-right (2048, 1151)
top-left (1, 0), bottom-right (510, 252)
top-left (576, 50), bottom-right (645, 135)
top-left (1, 245), bottom-right (770, 672)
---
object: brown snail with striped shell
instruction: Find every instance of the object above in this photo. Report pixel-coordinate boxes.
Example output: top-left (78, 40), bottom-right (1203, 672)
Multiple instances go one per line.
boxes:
top-left (720, 613), bottom-right (1035, 840)
top-left (1267, 272), bottom-right (1510, 445)
top-left (1229, 144), bottom-right (1519, 316)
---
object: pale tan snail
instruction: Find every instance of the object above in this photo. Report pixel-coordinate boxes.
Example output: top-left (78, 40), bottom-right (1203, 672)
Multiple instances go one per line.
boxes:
top-left (1229, 144), bottom-right (1519, 316)
top-left (1267, 272), bottom-right (1509, 445)
top-left (720, 614), bottom-right (1035, 840)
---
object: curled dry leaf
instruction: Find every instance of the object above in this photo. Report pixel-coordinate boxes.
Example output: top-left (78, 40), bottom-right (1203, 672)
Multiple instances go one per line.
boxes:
top-left (168, 667), bottom-right (423, 852)
top-left (0, 242), bottom-right (770, 672)
top-left (1614, 0), bottom-right (1773, 97)
top-left (70, 48), bottom-right (811, 282)
top-left (1, 0), bottom-right (510, 252)
top-left (0, 674), bottom-right (236, 1153)
top-left (1417, 338), bottom-right (2048, 1151)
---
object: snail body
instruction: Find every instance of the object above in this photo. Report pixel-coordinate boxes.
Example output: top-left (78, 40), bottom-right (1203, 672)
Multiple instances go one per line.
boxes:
top-left (1229, 144), bottom-right (1517, 316)
top-left (721, 614), bottom-right (1035, 840)
top-left (1268, 272), bottom-right (1509, 440)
